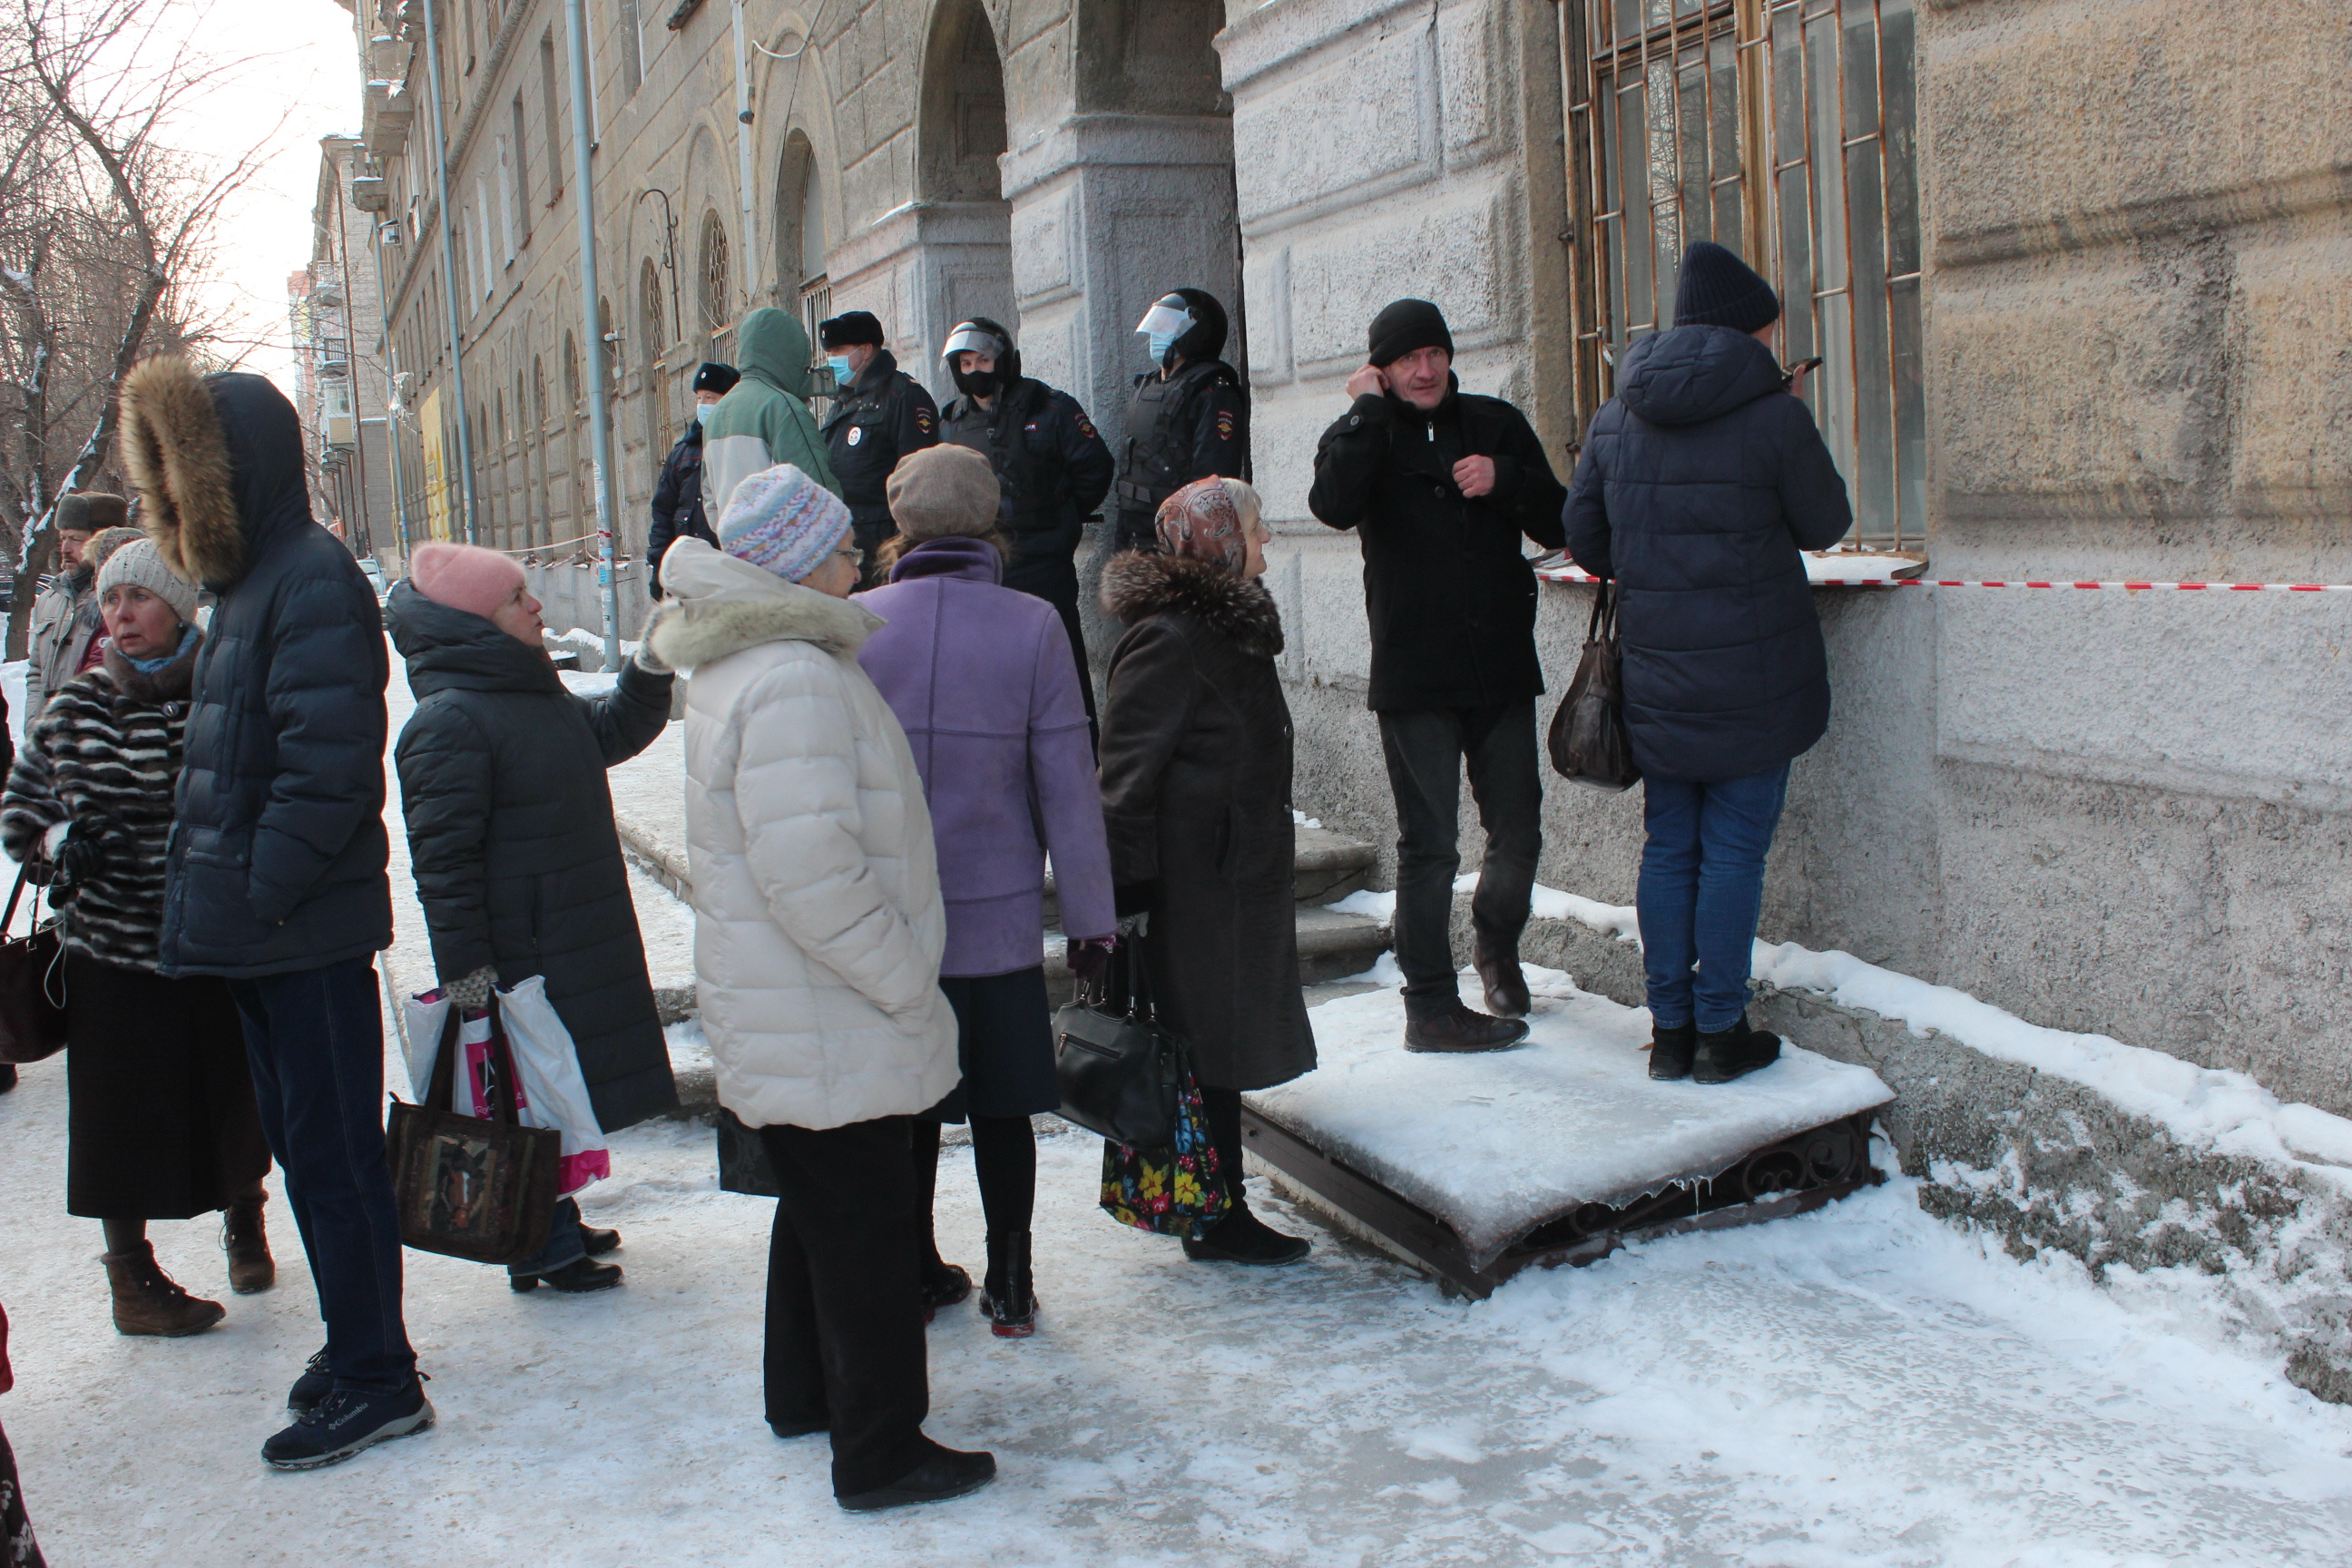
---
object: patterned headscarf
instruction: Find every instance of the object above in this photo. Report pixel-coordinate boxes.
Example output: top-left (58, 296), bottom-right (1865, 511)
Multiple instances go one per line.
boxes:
top-left (1154, 476), bottom-right (1250, 574)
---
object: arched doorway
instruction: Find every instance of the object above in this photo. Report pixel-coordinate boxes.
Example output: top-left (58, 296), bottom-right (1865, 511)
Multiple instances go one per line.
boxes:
top-left (775, 128), bottom-right (831, 352)
top-left (913, 0), bottom-right (1014, 398)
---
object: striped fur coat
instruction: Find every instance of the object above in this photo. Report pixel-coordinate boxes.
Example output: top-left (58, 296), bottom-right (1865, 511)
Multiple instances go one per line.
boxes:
top-left (1, 634), bottom-right (199, 971)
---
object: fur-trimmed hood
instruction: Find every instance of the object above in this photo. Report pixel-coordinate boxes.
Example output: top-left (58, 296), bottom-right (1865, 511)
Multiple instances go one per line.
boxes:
top-left (1102, 550), bottom-right (1284, 659)
top-left (645, 536), bottom-right (882, 671)
top-left (119, 357), bottom-right (314, 591)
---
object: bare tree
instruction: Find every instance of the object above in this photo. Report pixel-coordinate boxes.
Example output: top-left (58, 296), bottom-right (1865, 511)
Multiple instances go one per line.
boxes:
top-left (0, 0), bottom-right (276, 654)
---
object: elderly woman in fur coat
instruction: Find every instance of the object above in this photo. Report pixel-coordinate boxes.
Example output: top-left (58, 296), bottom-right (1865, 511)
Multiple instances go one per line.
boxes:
top-left (2, 538), bottom-right (274, 1338)
top-left (1098, 475), bottom-right (1318, 1267)
top-left (648, 464), bottom-right (995, 1514)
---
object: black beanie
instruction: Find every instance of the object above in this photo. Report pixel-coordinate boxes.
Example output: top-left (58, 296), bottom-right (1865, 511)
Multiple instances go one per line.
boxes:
top-left (692, 361), bottom-right (740, 396)
top-left (1673, 241), bottom-right (1780, 333)
top-left (818, 310), bottom-right (885, 349)
top-left (1367, 299), bottom-right (1454, 368)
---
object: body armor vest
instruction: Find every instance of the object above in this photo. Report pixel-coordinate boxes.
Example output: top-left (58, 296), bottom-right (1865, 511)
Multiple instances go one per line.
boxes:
top-left (946, 379), bottom-right (1050, 537)
top-left (1115, 359), bottom-right (1233, 513)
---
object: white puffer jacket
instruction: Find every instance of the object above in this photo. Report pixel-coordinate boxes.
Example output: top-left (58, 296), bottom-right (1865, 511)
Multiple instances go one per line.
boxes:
top-left (648, 539), bottom-right (958, 1131)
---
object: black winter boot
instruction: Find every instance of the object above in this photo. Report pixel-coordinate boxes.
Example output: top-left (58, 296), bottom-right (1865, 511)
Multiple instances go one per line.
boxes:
top-left (1693, 1016), bottom-right (1781, 1084)
top-left (978, 1231), bottom-right (1036, 1338)
top-left (579, 1223), bottom-right (621, 1256)
top-left (1475, 948), bottom-right (1531, 1019)
top-left (920, 1259), bottom-right (973, 1321)
top-left (222, 1192), bottom-right (275, 1294)
top-left (1404, 1003), bottom-right (1529, 1054)
top-left (837, 1438), bottom-right (997, 1512)
top-left (0, 1063), bottom-right (15, 1092)
top-left (1649, 1023), bottom-right (1697, 1081)
top-left (510, 1256), bottom-right (623, 1293)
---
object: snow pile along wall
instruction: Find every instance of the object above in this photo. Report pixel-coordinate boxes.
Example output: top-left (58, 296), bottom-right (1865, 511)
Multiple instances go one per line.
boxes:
top-left (1461, 887), bottom-right (2352, 1405)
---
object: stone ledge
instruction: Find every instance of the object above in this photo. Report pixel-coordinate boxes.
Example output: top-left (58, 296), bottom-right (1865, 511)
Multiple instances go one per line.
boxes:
top-left (1460, 897), bottom-right (2352, 1405)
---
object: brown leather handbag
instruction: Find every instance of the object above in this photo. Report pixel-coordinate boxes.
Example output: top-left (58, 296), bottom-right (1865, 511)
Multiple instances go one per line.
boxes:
top-left (386, 995), bottom-right (560, 1265)
top-left (0, 860), bottom-right (67, 1065)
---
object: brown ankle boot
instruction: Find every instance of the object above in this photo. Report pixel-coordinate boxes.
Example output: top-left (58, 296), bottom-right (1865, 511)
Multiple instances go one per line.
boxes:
top-left (103, 1242), bottom-right (226, 1337)
top-left (222, 1192), bottom-right (276, 1294)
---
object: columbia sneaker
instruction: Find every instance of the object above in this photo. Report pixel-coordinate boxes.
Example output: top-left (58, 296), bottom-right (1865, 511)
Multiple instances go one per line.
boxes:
top-left (261, 1377), bottom-right (434, 1471)
top-left (286, 1348), bottom-right (332, 1416)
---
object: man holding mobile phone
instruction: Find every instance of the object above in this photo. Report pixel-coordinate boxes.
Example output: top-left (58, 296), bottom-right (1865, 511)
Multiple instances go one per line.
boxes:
top-left (1563, 240), bottom-right (1851, 1090)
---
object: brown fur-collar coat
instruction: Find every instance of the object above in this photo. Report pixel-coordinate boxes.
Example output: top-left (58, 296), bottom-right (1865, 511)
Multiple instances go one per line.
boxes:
top-left (1096, 550), bottom-right (1314, 1092)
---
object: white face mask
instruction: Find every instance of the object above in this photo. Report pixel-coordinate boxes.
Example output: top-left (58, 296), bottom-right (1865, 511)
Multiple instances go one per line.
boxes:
top-left (1136, 302), bottom-right (1193, 363)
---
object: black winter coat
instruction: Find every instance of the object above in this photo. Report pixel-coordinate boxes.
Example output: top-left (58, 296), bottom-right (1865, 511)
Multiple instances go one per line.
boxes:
top-left (941, 377), bottom-right (1116, 569)
top-left (118, 363), bottom-right (394, 979)
top-left (820, 350), bottom-right (939, 545)
top-left (1097, 552), bottom-right (1314, 1093)
top-left (647, 420), bottom-right (715, 596)
top-left (1308, 381), bottom-right (1568, 711)
top-left (387, 583), bottom-right (680, 1132)
top-left (1563, 325), bottom-right (1854, 782)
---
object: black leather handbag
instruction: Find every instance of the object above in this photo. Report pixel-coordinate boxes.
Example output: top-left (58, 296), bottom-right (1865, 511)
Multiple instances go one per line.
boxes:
top-left (1053, 941), bottom-right (1185, 1150)
top-left (0, 859), bottom-right (66, 1065)
top-left (1547, 579), bottom-right (1642, 792)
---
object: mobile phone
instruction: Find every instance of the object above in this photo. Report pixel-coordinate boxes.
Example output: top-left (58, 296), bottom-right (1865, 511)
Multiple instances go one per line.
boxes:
top-left (1787, 356), bottom-right (1825, 377)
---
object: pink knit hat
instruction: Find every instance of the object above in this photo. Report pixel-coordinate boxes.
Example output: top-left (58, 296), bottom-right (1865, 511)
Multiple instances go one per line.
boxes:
top-left (409, 542), bottom-right (526, 620)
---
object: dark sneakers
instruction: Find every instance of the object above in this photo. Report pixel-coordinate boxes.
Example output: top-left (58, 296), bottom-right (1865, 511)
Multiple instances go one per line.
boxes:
top-left (510, 1256), bottom-right (624, 1293)
top-left (1649, 1023), bottom-right (1697, 1081)
top-left (1405, 1003), bottom-right (1530, 1054)
top-left (1181, 1202), bottom-right (1311, 1267)
top-left (1474, 950), bottom-right (1532, 1019)
top-left (837, 1441), bottom-right (997, 1513)
top-left (261, 1377), bottom-right (434, 1471)
top-left (1693, 1016), bottom-right (1782, 1084)
top-left (287, 1348), bottom-right (333, 1416)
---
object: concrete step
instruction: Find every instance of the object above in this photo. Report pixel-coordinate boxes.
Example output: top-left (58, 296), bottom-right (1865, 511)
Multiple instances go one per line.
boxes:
top-left (1040, 823), bottom-right (1376, 926)
top-left (1038, 902), bottom-right (1392, 991)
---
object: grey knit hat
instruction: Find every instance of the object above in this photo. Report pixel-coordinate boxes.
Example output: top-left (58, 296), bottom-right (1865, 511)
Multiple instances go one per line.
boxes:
top-left (95, 535), bottom-right (198, 623)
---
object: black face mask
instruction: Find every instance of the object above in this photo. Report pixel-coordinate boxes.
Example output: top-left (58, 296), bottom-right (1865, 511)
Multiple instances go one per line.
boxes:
top-left (952, 367), bottom-right (1000, 399)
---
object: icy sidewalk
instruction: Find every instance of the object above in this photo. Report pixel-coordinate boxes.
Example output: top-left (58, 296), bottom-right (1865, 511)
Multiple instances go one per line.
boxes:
top-left (3, 1054), bottom-right (2350, 1565)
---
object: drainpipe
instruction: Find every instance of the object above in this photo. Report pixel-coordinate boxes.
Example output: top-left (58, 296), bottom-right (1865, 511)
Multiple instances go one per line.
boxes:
top-left (416, 0), bottom-right (479, 543)
top-left (730, 0), bottom-right (760, 306)
top-left (564, 0), bottom-right (622, 670)
top-left (368, 220), bottom-right (414, 562)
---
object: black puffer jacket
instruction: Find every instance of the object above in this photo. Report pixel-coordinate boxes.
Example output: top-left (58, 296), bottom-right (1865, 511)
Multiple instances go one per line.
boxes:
top-left (1563, 325), bottom-right (1853, 782)
top-left (1308, 380), bottom-right (1568, 711)
top-left (388, 583), bottom-right (679, 1131)
top-left (646, 420), bottom-right (715, 597)
top-left (118, 360), bottom-right (394, 978)
top-left (1097, 552), bottom-right (1314, 1093)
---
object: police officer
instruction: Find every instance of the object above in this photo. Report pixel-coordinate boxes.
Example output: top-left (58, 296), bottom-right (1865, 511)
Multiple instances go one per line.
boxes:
top-left (818, 310), bottom-right (940, 581)
top-left (646, 360), bottom-right (739, 599)
top-left (1112, 289), bottom-right (1248, 554)
top-left (936, 316), bottom-right (1114, 716)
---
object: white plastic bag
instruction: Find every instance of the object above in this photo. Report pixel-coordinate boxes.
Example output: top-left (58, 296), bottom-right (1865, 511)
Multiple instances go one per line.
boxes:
top-left (402, 975), bottom-right (612, 1195)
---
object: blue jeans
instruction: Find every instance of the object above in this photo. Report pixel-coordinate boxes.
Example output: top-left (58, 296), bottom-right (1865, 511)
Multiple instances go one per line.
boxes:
top-left (1637, 764), bottom-right (1791, 1033)
top-left (229, 958), bottom-right (416, 1395)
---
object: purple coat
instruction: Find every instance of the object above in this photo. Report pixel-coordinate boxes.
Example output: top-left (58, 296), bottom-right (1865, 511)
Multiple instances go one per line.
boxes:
top-left (857, 536), bottom-right (1116, 975)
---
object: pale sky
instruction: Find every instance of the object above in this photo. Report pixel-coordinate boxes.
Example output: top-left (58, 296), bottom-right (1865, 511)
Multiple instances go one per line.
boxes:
top-left (149, 0), bottom-right (360, 395)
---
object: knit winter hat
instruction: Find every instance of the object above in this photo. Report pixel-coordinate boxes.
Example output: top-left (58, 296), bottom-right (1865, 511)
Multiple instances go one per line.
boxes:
top-left (818, 310), bottom-right (885, 349)
top-left (718, 463), bottom-right (852, 582)
top-left (885, 445), bottom-right (999, 543)
top-left (1672, 240), bottom-right (1780, 333)
top-left (410, 541), bottom-right (527, 621)
top-left (692, 361), bottom-right (740, 396)
top-left (1367, 299), bottom-right (1454, 368)
top-left (54, 492), bottom-right (127, 534)
top-left (84, 526), bottom-right (144, 573)
top-left (94, 535), bottom-right (199, 623)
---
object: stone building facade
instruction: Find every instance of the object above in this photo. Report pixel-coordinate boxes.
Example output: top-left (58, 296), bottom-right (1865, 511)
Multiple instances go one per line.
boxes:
top-left (336, 0), bottom-right (2352, 1133)
top-left (297, 134), bottom-right (402, 559)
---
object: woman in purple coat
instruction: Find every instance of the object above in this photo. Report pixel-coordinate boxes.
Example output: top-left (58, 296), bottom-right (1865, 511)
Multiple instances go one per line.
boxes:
top-left (857, 444), bottom-right (1117, 1336)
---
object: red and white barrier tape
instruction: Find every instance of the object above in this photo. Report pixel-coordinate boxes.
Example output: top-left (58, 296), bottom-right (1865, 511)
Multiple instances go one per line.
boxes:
top-left (1534, 565), bottom-right (2352, 593)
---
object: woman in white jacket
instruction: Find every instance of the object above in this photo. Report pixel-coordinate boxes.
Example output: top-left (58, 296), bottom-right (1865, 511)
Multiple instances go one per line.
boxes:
top-left (646, 465), bottom-right (994, 1514)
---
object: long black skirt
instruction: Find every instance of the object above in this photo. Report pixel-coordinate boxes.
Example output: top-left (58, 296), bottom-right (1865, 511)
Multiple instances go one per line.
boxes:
top-left (928, 966), bottom-right (1058, 1123)
top-left (64, 952), bottom-right (270, 1220)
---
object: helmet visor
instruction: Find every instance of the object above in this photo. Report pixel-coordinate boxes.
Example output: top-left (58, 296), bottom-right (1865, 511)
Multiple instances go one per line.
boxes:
top-left (1135, 302), bottom-right (1193, 339)
top-left (943, 323), bottom-right (1007, 361)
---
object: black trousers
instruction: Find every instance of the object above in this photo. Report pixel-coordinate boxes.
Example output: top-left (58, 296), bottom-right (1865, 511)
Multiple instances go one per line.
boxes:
top-left (759, 1117), bottom-right (931, 1498)
top-left (1377, 700), bottom-right (1543, 1015)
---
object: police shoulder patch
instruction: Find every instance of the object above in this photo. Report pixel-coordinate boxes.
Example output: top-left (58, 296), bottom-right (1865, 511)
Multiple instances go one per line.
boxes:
top-left (1214, 408), bottom-right (1236, 440)
top-left (915, 407), bottom-right (934, 431)
top-left (1076, 415), bottom-right (1097, 438)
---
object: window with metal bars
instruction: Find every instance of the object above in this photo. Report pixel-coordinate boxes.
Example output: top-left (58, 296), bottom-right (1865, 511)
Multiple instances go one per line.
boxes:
top-left (699, 211), bottom-right (731, 342)
top-left (1563, 0), bottom-right (1924, 547)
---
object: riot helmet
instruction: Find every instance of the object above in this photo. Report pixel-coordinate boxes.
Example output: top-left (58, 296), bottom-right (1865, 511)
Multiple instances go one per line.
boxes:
top-left (1136, 289), bottom-right (1230, 372)
top-left (943, 317), bottom-right (1020, 399)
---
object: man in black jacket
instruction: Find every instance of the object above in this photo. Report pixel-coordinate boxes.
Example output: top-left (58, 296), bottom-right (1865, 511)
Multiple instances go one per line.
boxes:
top-left (1565, 241), bottom-right (1850, 1088)
top-left (818, 310), bottom-right (939, 582)
top-left (646, 361), bottom-right (738, 598)
top-left (117, 356), bottom-right (423, 1471)
top-left (938, 317), bottom-right (1115, 717)
top-left (1112, 289), bottom-right (1247, 554)
top-left (1310, 299), bottom-right (1567, 1054)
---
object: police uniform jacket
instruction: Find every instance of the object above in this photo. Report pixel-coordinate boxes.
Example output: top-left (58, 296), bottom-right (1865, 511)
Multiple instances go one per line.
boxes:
top-left (939, 377), bottom-right (1115, 568)
top-left (820, 349), bottom-right (939, 544)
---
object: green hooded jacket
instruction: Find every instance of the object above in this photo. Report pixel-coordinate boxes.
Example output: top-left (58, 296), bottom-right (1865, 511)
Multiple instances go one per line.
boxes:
top-left (698, 308), bottom-right (842, 537)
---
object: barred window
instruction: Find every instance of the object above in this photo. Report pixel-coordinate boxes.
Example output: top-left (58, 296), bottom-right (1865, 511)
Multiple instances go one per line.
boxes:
top-left (698, 211), bottom-right (731, 339)
top-left (1565, 0), bottom-right (1924, 547)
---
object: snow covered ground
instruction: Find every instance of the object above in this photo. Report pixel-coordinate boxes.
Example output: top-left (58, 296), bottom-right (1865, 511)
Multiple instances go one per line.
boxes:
top-left (5, 649), bottom-right (2352, 1563)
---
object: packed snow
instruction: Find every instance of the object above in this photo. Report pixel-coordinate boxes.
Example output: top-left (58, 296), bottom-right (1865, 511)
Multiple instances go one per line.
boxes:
top-left (1250, 969), bottom-right (1892, 1267)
